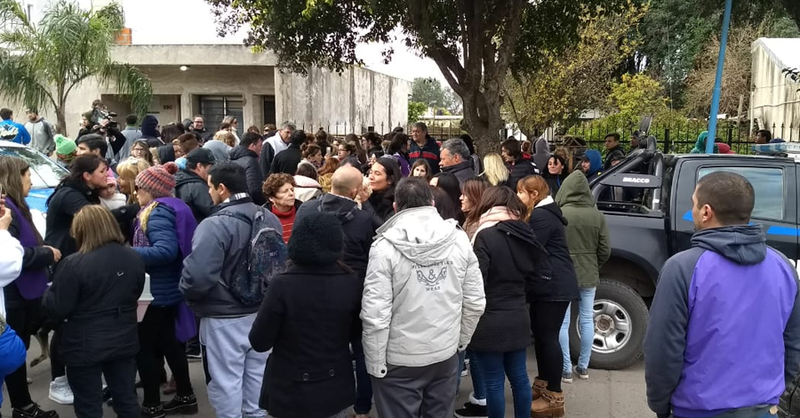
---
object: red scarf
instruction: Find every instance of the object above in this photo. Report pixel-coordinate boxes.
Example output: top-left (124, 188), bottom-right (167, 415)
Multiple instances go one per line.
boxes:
top-left (271, 204), bottom-right (297, 243)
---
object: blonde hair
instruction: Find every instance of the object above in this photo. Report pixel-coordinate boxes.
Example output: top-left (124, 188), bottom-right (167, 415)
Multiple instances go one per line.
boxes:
top-left (116, 157), bottom-right (151, 204)
top-left (214, 131), bottom-right (236, 147)
top-left (517, 175), bottom-right (550, 221)
top-left (482, 153), bottom-right (509, 186)
top-left (71, 206), bottom-right (125, 254)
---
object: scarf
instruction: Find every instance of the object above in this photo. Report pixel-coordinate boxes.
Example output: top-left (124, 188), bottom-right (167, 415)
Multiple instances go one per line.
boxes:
top-left (470, 206), bottom-right (518, 246)
top-left (5, 198), bottom-right (48, 300)
top-left (133, 197), bottom-right (197, 260)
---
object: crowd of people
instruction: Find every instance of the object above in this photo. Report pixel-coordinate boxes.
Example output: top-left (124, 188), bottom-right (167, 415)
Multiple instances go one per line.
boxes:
top-left (0, 108), bottom-right (798, 418)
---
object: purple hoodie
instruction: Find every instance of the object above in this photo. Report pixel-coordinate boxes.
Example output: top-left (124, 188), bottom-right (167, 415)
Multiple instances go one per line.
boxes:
top-left (644, 225), bottom-right (800, 418)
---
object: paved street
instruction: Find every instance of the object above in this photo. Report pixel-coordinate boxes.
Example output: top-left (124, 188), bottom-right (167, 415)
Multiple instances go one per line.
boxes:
top-left (2, 345), bottom-right (650, 417)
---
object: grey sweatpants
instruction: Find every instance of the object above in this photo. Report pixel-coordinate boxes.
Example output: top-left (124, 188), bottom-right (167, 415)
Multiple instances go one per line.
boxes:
top-left (201, 313), bottom-right (270, 418)
top-left (371, 354), bottom-right (459, 418)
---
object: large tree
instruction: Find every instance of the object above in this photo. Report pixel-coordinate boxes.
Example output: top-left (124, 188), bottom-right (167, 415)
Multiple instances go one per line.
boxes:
top-left (0, 0), bottom-right (152, 135)
top-left (208, 0), bottom-right (628, 153)
top-left (503, 5), bottom-right (646, 138)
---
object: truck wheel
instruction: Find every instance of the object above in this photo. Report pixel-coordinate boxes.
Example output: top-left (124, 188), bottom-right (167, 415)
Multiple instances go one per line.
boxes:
top-left (568, 279), bottom-right (649, 370)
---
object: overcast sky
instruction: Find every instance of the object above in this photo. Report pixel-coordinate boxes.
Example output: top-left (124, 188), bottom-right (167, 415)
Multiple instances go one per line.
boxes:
top-left (63, 0), bottom-right (447, 85)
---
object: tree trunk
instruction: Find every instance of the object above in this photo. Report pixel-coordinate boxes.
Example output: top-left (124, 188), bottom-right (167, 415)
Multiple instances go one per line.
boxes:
top-left (461, 90), bottom-right (504, 157)
top-left (55, 105), bottom-right (67, 136)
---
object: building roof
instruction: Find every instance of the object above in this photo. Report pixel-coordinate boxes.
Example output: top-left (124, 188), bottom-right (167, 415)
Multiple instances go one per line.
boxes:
top-left (753, 38), bottom-right (800, 70)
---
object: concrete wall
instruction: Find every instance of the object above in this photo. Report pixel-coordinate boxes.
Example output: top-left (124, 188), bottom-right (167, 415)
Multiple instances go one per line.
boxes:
top-left (1, 45), bottom-right (410, 138)
top-left (276, 66), bottom-right (411, 135)
top-left (751, 39), bottom-right (800, 141)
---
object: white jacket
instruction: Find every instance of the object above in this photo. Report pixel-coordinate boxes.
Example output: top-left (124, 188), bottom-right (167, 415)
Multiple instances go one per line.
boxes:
top-left (0, 230), bottom-right (24, 317)
top-left (361, 206), bottom-right (486, 378)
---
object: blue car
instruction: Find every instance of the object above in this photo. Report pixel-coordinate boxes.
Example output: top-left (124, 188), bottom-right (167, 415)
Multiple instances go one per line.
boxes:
top-left (0, 141), bottom-right (68, 234)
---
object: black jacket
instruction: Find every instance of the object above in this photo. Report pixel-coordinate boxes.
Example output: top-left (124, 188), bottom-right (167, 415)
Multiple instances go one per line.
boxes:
top-left (175, 170), bottom-right (214, 223)
top-left (604, 145), bottom-right (626, 170)
top-left (367, 187), bottom-right (396, 226)
top-left (270, 145), bottom-right (302, 176)
top-left (544, 172), bottom-right (568, 198)
top-left (471, 220), bottom-right (546, 352)
top-left (45, 181), bottom-right (138, 259)
top-left (231, 145), bottom-right (266, 205)
top-left (527, 200), bottom-right (580, 302)
top-left (259, 141), bottom-right (276, 178)
top-left (505, 157), bottom-right (539, 191)
top-left (295, 194), bottom-right (376, 281)
top-left (42, 243), bottom-right (145, 366)
top-left (442, 160), bottom-right (477, 185)
top-left (249, 264), bottom-right (361, 418)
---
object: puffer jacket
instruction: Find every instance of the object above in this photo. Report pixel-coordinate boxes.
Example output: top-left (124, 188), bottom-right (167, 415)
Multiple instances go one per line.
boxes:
top-left (527, 196), bottom-right (580, 302)
top-left (293, 175), bottom-right (323, 203)
top-left (175, 170), bottom-right (214, 223)
top-left (361, 206), bottom-right (486, 378)
top-left (181, 197), bottom-right (283, 318)
top-left (133, 203), bottom-right (196, 307)
top-left (555, 171), bottom-right (611, 288)
top-left (231, 145), bottom-right (266, 205)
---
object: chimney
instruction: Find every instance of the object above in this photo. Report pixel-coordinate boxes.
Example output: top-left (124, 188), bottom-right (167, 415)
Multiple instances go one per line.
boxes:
top-left (115, 28), bottom-right (132, 46)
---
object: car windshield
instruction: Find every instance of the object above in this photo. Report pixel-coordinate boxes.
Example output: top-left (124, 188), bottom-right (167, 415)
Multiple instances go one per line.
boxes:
top-left (0, 146), bottom-right (67, 188)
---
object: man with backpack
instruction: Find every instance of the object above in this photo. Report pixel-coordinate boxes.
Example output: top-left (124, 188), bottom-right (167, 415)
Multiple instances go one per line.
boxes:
top-left (180, 162), bottom-right (285, 418)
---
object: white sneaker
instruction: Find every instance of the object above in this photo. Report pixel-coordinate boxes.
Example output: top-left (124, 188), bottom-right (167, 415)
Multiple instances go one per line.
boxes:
top-left (49, 376), bottom-right (74, 405)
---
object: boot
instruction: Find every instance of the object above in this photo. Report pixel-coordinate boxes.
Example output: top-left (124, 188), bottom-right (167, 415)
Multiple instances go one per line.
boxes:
top-left (531, 377), bottom-right (547, 400)
top-left (530, 388), bottom-right (565, 418)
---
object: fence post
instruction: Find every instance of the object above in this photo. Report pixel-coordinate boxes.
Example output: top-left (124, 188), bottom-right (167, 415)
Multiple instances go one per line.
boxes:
top-left (726, 126), bottom-right (733, 146)
top-left (781, 123), bottom-right (786, 139)
top-left (664, 128), bottom-right (671, 154)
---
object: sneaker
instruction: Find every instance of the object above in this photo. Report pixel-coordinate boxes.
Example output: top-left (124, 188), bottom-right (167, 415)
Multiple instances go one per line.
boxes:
top-left (574, 365), bottom-right (589, 380)
top-left (185, 350), bottom-right (202, 361)
top-left (12, 403), bottom-right (58, 418)
top-left (455, 402), bottom-right (488, 418)
top-left (48, 376), bottom-right (74, 405)
top-left (561, 373), bottom-right (573, 384)
top-left (141, 405), bottom-right (166, 418)
top-left (162, 394), bottom-right (199, 415)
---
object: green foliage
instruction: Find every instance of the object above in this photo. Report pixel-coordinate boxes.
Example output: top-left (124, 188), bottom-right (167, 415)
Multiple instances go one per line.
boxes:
top-left (410, 78), bottom-right (461, 114)
top-left (605, 73), bottom-right (669, 126)
top-left (0, 0), bottom-right (152, 135)
top-left (503, 2), bottom-right (646, 136)
top-left (407, 102), bottom-right (427, 124)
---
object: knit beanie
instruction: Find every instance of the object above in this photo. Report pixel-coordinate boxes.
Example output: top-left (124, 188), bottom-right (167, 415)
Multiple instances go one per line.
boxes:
top-left (54, 135), bottom-right (76, 156)
top-left (288, 211), bottom-right (343, 266)
top-left (135, 162), bottom-right (178, 198)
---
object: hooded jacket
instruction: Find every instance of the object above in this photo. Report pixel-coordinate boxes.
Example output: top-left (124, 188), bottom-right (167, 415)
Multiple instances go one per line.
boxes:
top-left (180, 197), bottom-right (283, 318)
top-left (361, 206), bottom-right (486, 377)
top-left (140, 115), bottom-right (162, 148)
top-left (175, 170), bottom-right (214, 223)
top-left (644, 225), bottom-right (800, 418)
top-left (295, 193), bottom-right (377, 282)
top-left (471, 219), bottom-right (546, 353)
top-left (293, 175), bottom-right (323, 203)
top-left (506, 156), bottom-right (539, 192)
top-left (408, 135), bottom-right (441, 175)
top-left (583, 149), bottom-right (603, 182)
top-left (689, 131), bottom-right (719, 154)
top-left (532, 137), bottom-right (550, 173)
top-left (555, 171), bottom-right (611, 288)
top-left (527, 196), bottom-right (580, 302)
top-left (230, 145), bottom-right (266, 205)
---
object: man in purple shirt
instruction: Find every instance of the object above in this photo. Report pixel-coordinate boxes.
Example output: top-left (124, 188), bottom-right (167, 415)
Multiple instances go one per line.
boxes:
top-left (645, 171), bottom-right (800, 418)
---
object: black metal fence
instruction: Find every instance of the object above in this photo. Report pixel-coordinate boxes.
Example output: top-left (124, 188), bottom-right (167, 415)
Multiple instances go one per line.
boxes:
top-left (290, 121), bottom-right (464, 140)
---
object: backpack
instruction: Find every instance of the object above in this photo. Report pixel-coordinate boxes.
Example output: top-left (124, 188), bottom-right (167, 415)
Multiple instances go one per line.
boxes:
top-left (214, 207), bottom-right (288, 306)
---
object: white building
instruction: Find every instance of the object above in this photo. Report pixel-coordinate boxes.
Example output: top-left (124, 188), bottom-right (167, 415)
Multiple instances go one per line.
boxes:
top-left (3, 0), bottom-right (411, 137)
top-left (751, 38), bottom-right (800, 141)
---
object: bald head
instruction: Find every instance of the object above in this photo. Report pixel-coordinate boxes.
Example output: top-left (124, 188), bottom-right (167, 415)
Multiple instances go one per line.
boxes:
top-left (331, 166), bottom-right (363, 198)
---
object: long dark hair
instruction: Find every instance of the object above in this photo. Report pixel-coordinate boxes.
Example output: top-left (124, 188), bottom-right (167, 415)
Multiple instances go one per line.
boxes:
top-left (472, 186), bottom-right (527, 221)
top-left (0, 156), bottom-right (41, 241)
top-left (432, 172), bottom-right (464, 223)
top-left (48, 154), bottom-right (105, 205)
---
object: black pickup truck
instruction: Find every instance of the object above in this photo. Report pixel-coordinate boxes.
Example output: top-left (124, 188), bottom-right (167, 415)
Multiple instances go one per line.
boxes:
top-left (571, 136), bottom-right (797, 371)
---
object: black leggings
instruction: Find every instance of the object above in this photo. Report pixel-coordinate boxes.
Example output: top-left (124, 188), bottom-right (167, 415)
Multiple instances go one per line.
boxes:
top-left (137, 305), bottom-right (193, 407)
top-left (530, 301), bottom-right (569, 392)
top-left (3, 298), bottom-right (41, 408)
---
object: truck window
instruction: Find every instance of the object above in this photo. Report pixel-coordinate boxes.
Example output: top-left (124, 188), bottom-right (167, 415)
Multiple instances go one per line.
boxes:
top-left (698, 167), bottom-right (784, 220)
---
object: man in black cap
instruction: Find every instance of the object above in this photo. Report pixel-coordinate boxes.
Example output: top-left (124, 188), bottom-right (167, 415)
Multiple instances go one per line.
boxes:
top-left (175, 148), bottom-right (216, 223)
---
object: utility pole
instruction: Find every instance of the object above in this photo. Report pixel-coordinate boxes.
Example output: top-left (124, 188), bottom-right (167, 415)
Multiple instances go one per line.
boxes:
top-left (706, 0), bottom-right (733, 153)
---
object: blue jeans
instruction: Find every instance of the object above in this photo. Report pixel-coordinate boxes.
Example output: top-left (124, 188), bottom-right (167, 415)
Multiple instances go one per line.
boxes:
top-left (352, 341), bottom-right (372, 414)
top-left (473, 349), bottom-right (531, 418)
top-left (457, 349), bottom-right (487, 400)
top-left (559, 287), bottom-right (596, 374)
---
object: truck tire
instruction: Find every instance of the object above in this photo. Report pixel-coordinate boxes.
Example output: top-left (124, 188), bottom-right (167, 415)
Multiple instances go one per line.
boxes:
top-left (568, 279), bottom-right (649, 370)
